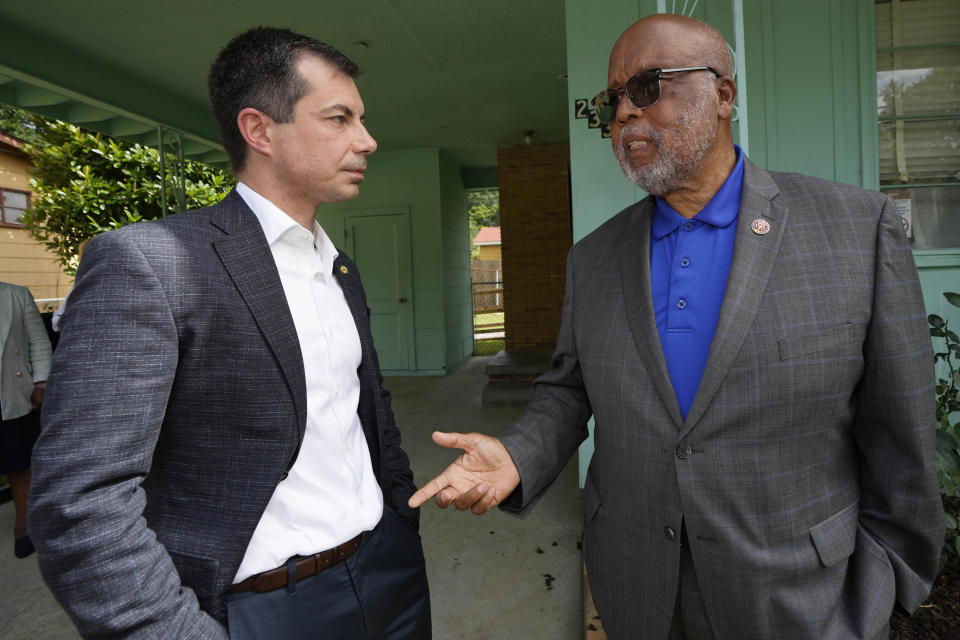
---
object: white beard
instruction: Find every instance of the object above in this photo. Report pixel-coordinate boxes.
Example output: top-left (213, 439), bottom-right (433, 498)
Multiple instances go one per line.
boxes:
top-left (615, 82), bottom-right (717, 196)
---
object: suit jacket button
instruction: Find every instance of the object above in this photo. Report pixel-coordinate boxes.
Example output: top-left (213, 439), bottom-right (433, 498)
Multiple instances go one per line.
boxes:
top-left (676, 444), bottom-right (692, 459)
top-left (664, 526), bottom-right (676, 541)
top-left (15, 371), bottom-right (23, 377)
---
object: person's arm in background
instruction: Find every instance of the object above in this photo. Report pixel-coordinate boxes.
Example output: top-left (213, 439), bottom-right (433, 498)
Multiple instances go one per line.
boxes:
top-left (19, 285), bottom-right (51, 408)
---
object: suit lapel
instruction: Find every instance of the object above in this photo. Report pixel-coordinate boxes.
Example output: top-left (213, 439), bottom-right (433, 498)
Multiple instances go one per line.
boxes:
top-left (333, 254), bottom-right (383, 470)
top-left (210, 190), bottom-right (307, 438)
top-left (681, 159), bottom-right (786, 435)
top-left (620, 198), bottom-right (685, 429)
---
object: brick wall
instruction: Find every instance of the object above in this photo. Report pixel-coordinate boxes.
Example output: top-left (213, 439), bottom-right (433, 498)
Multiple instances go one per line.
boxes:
top-left (498, 142), bottom-right (572, 351)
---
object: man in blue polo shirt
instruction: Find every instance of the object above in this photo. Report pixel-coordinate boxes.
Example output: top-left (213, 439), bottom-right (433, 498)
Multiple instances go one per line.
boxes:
top-left (410, 13), bottom-right (943, 640)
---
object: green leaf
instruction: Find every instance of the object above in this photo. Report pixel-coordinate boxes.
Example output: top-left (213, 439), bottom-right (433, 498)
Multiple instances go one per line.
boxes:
top-left (945, 292), bottom-right (960, 308)
top-left (930, 314), bottom-right (946, 329)
top-left (937, 431), bottom-right (960, 472)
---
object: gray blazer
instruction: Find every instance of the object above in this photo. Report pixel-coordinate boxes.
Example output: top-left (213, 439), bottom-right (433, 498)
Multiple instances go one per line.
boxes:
top-left (0, 281), bottom-right (51, 420)
top-left (29, 190), bottom-right (419, 638)
top-left (500, 159), bottom-right (944, 639)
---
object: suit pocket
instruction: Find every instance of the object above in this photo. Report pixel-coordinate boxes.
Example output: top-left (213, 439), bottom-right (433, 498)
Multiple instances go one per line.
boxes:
top-left (778, 322), bottom-right (859, 361)
top-left (809, 501), bottom-right (859, 567)
top-left (168, 550), bottom-right (220, 601)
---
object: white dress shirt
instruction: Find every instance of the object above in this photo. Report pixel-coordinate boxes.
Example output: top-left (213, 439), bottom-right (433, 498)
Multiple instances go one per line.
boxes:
top-left (233, 182), bottom-right (383, 583)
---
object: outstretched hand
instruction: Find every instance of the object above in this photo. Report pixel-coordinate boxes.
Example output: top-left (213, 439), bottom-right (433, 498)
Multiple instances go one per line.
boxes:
top-left (408, 431), bottom-right (520, 515)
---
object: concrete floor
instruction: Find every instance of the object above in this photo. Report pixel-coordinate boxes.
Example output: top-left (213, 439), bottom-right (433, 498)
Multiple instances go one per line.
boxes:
top-left (0, 356), bottom-right (584, 639)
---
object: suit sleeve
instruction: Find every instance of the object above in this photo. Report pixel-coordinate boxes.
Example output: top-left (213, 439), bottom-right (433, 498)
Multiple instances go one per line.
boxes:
top-left (499, 246), bottom-right (593, 515)
top-left (28, 232), bottom-right (227, 639)
top-left (852, 195), bottom-right (944, 612)
top-left (19, 286), bottom-right (52, 382)
top-left (347, 264), bottom-right (419, 524)
top-left (373, 357), bottom-right (420, 524)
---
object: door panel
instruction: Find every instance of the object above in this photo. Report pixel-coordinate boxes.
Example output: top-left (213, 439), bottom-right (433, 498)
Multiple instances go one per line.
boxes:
top-left (344, 212), bottom-right (413, 371)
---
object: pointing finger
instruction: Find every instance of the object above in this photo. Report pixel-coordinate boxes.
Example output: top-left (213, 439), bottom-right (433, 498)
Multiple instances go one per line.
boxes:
top-left (408, 472), bottom-right (448, 508)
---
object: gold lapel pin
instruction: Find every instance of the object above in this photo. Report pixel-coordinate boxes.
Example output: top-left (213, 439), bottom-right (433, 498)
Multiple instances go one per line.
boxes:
top-left (339, 265), bottom-right (349, 274)
top-left (751, 218), bottom-right (770, 235)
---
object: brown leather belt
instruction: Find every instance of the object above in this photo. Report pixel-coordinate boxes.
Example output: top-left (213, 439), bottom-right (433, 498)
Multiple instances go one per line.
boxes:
top-left (227, 532), bottom-right (366, 594)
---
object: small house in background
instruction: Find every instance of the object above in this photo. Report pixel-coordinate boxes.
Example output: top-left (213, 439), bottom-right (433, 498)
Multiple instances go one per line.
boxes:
top-left (471, 226), bottom-right (502, 315)
top-left (0, 130), bottom-right (71, 309)
top-left (472, 226), bottom-right (501, 262)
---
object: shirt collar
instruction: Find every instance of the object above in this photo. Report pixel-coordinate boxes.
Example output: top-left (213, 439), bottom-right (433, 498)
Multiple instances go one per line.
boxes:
top-left (651, 145), bottom-right (745, 239)
top-left (236, 181), bottom-right (340, 268)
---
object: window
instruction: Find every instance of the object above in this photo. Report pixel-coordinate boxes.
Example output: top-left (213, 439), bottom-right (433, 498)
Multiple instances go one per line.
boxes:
top-left (875, 0), bottom-right (959, 249)
top-left (0, 188), bottom-right (29, 225)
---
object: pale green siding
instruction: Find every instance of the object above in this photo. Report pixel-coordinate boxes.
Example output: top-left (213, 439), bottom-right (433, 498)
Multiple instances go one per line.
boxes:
top-left (317, 148), bottom-right (471, 375)
top-left (439, 151), bottom-right (473, 371)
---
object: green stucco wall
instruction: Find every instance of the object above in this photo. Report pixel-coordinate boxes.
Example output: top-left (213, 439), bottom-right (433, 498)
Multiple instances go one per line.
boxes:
top-left (439, 150), bottom-right (474, 371)
top-left (316, 147), bottom-right (472, 375)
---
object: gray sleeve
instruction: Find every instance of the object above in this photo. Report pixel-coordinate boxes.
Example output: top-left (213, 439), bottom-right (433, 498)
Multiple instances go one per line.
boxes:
top-left (28, 232), bottom-right (227, 639)
top-left (851, 194), bottom-right (944, 612)
top-left (499, 246), bottom-right (592, 516)
top-left (18, 284), bottom-right (52, 382)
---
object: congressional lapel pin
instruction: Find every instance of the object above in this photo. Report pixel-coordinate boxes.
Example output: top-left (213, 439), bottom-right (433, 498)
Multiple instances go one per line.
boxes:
top-left (751, 218), bottom-right (770, 235)
top-left (339, 265), bottom-right (349, 275)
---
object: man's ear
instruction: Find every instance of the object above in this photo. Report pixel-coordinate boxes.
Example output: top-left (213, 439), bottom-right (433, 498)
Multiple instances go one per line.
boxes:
top-left (236, 107), bottom-right (274, 157)
top-left (716, 77), bottom-right (738, 121)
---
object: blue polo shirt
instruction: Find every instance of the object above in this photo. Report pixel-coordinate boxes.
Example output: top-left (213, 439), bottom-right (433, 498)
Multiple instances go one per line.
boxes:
top-left (651, 146), bottom-right (744, 418)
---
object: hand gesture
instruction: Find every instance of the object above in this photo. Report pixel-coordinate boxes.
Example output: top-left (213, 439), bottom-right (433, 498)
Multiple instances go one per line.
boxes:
top-left (408, 431), bottom-right (520, 515)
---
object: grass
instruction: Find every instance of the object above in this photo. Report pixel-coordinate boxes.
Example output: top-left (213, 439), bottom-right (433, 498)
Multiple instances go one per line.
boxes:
top-left (474, 338), bottom-right (504, 356)
top-left (474, 311), bottom-right (504, 328)
top-left (473, 311), bottom-right (504, 355)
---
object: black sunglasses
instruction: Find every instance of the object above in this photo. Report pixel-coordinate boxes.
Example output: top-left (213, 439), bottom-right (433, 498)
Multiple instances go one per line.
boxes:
top-left (592, 67), bottom-right (721, 124)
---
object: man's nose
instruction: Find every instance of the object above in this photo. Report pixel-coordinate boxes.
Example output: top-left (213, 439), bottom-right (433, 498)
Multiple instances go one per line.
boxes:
top-left (355, 124), bottom-right (377, 154)
top-left (615, 93), bottom-right (647, 123)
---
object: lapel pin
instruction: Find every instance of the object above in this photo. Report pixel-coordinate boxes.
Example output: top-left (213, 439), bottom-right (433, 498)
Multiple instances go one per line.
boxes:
top-left (339, 265), bottom-right (349, 274)
top-left (751, 218), bottom-right (770, 235)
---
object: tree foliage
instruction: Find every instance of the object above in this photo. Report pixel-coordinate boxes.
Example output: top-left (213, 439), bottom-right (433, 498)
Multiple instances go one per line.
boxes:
top-left (467, 188), bottom-right (500, 259)
top-left (0, 106), bottom-right (235, 274)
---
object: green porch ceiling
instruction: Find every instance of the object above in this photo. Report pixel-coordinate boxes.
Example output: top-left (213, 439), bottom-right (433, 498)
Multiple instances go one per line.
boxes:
top-left (0, 0), bottom-right (569, 171)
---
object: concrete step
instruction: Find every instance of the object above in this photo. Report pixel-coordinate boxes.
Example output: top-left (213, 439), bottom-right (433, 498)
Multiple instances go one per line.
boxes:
top-left (483, 349), bottom-right (552, 376)
top-left (481, 383), bottom-right (534, 405)
top-left (481, 349), bottom-right (553, 405)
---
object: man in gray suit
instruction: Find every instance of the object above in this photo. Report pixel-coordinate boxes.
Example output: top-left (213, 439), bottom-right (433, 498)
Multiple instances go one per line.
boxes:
top-left (30, 28), bottom-right (429, 639)
top-left (410, 14), bottom-right (943, 639)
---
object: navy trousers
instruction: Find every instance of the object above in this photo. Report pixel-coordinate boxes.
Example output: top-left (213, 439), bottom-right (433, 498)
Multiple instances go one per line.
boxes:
top-left (226, 507), bottom-right (431, 639)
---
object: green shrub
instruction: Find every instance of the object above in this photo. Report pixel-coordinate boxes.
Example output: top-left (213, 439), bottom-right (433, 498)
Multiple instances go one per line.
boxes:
top-left (13, 114), bottom-right (234, 275)
top-left (928, 291), bottom-right (960, 561)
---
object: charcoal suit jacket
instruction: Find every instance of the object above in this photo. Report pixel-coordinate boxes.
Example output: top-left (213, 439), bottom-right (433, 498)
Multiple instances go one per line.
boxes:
top-left (499, 158), bottom-right (944, 639)
top-left (29, 189), bottom-right (419, 638)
